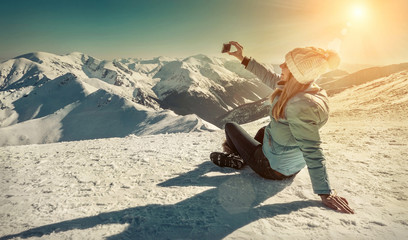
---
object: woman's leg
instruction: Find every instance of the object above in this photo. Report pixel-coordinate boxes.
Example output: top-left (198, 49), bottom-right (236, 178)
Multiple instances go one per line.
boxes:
top-left (251, 147), bottom-right (292, 180)
top-left (254, 126), bottom-right (266, 143)
top-left (224, 122), bottom-right (261, 163)
top-left (225, 122), bottom-right (296, 180)
top-left (223, 126), bottom-right (265, 155)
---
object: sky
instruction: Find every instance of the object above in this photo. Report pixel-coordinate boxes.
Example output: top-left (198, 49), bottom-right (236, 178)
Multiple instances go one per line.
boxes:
top-left (1, 0), bottom-right (408, 65)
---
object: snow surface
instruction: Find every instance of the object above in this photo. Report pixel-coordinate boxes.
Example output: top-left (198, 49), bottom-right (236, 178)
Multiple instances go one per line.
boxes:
top-left (1, 68), bottom-right (408, 238)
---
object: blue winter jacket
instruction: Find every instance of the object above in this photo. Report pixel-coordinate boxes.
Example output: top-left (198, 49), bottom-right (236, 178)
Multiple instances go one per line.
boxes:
top-left (246, 58), bottom-right (331, 195)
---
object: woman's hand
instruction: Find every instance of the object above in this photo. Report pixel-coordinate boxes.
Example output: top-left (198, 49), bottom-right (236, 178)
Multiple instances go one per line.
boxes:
top-left (226, 41), bottom-right (244, 62)
top-left (320, 194), bottom-right (355, 214)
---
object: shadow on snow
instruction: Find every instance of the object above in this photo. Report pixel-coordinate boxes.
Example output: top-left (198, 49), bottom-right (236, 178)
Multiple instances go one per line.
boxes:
top-left (1, 162), bottom-right (320, 240)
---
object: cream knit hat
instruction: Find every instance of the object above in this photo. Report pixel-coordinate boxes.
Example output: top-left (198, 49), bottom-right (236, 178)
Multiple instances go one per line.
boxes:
top-left (285, 47), bottom-right (340, 84)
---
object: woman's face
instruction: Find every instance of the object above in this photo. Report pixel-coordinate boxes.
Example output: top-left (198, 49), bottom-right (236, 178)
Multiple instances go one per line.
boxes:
top-left (279, 62), bottom-right (291, 82)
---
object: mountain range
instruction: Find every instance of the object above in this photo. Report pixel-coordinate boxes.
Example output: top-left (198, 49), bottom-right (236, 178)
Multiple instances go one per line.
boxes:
top-left (0, 52), bottom-right (273, 146)
top-left (1, 51), bottom-right (407, 146)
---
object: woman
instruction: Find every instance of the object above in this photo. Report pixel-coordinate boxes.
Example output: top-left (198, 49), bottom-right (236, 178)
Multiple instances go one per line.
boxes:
top-left (210, 41), bottom-right (354, 214)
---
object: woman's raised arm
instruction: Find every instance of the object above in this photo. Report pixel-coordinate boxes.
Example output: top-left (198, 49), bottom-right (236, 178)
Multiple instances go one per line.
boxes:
top-left (225, 41), bottom-right (280, 89)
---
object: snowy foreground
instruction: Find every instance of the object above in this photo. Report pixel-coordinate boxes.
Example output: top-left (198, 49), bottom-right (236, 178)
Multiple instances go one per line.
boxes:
top-left (1, 113), bottom-right (408, 239)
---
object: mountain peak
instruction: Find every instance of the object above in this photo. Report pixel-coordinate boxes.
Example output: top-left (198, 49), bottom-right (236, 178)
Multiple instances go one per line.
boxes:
top-left (66, 52), bottom-right (87, 58)
top-left (14, 52), bottom-right (57, 63)
top-left (183, 54), bottom-right (213, 64)
top-left (154, 56), bottom-right (177, 62)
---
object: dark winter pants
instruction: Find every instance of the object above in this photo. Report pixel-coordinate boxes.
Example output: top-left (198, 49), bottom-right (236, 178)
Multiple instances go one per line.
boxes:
top-left (224, 122), bottom-right (297, 180)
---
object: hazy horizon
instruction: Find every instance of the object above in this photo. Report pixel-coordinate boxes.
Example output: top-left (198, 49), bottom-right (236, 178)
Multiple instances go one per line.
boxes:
top-left (0, 51), bottom-right (395, 70)
top-left (1, 0), bottom-right (408, 66)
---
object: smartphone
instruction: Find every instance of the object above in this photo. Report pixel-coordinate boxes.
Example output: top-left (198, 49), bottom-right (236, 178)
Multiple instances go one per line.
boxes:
top-left (221, 43), bottom-right (231, 53)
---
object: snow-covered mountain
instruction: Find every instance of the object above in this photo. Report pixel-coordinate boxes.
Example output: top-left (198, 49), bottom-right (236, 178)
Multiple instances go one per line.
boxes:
top-left (118, 54), bottom-right (273, 122)
top-left (217, 65), bottom-right (408, 126)
top-left (0, 72), bottom-right (217, 146)
top-left (216, 97), bottom-right (270, 127)
top-left (0, 52), bottom-right (163, 110)
top-left (0, 51), bottom-right (273, 146)
top-left (0, 52), bottom-right (273, 120)
top-left (329, 70), bottom-right (408, 119)
top-left (317, 62), bottom-right (408, 96)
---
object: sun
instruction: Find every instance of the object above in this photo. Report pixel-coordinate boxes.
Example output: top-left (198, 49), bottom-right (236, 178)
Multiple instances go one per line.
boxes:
top-left (351, 4), bottom-right (367, 21)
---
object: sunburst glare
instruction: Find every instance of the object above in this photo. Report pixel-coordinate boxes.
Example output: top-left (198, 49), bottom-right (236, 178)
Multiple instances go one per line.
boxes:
top-left (351, 4), bottom-right (366, 20)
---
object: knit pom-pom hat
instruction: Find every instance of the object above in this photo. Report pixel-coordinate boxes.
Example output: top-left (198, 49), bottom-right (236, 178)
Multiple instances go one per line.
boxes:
top-left (285, 47), bottom-right (340, 84)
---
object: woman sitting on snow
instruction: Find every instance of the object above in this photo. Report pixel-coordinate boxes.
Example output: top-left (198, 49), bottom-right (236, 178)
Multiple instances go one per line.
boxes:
top-left (211, 41), bottom-right (354, 214)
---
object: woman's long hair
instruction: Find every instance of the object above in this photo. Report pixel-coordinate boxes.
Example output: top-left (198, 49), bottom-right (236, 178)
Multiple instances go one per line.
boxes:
top-left (270, 73), bottom-right (310, 121)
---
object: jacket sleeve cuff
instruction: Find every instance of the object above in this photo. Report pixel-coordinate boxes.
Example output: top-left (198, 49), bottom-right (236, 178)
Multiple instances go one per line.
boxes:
top-left (316, 189), bottom-right (332, 195)
top-left (241, 57), bottom-right (250, 68)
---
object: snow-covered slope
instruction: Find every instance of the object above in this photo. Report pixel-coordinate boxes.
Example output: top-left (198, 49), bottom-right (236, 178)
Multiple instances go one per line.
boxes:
top-left (330, 70), bottom-right (408, 120)
top-left (0, 73), bottom-right (217, 146)
top-left (1, 110), bottom-right (407, 239)
top-left (318, 63), bottom-right (408, 96)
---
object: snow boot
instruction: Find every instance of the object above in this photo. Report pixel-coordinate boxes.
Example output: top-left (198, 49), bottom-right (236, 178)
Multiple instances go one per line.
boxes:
top-left (210, 152), bottom-right (245, 169)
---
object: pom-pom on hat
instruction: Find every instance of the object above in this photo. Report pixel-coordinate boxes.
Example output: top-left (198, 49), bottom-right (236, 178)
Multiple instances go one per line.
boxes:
top-left (285, 47), bottom-right (340, 84)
